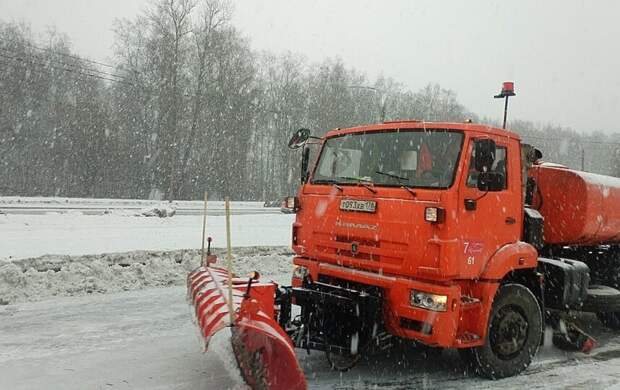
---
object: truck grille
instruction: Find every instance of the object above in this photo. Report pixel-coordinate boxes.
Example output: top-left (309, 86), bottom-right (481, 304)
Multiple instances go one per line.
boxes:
top-left (335, 235), bottom-right (380, 248)
top-left (317, 275), bottom-right (383, 299)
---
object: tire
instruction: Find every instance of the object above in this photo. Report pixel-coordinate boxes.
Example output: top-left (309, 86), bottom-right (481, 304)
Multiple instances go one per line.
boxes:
top-left (460, 284), bottom-right (542, 379)
top-left (587, 249), bottom-right (620, 330)
top-left (583, 285), bottom-right (620, 313)
top-left (597, 312), bottom-right (620, 330)
top-left (325, 349), bottom-right (361, 372)
top-left (583, 285), bottom-right (620, 331)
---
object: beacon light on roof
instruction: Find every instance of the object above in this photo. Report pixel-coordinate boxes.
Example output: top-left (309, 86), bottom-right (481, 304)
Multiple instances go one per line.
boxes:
top-left (494, 81), bottom-right (516, 129)
top-left (494, 81), bottom-right (516, 98)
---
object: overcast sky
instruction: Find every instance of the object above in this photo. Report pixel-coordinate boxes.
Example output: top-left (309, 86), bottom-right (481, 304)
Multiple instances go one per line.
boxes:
top-left (1, 0), bottom-right (618, 133)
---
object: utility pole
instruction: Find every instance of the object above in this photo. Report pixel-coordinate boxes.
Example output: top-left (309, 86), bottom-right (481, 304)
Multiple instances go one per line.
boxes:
top-left (494, 81), bottom-right (516, 129)
top-left (581, 147), bottom-right (585, 171)
top-left (348, 85), bottom-right (389, 122)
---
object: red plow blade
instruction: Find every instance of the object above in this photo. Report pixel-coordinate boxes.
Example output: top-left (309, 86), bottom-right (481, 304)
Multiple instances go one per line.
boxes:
top-left (187, 263), bottom-right (307, 390)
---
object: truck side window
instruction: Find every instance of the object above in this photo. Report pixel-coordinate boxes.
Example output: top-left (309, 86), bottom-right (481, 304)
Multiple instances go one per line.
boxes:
top-left (467, 146), bottom-right (508, 189)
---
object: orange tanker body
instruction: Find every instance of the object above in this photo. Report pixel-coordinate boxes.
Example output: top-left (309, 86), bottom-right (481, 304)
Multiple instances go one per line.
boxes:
top-left (531, 163), bottom-right (620, 246)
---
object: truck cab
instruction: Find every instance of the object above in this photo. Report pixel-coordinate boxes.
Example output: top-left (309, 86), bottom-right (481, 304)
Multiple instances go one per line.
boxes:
top-left (285, 121), bottom-right (542, 377)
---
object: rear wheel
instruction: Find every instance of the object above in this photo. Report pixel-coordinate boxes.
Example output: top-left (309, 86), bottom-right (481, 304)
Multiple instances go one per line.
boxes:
top-left (597, 312), bottom-right (620, 330)
top-left (461, 284), bottom-right (542, 379)
top-left (589, 251), bottom-right (620, 331)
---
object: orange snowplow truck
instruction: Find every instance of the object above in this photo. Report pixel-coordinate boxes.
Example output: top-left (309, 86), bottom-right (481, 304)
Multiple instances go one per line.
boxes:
top-left (188, 120), bottom-right (620, 388)
top-left (280, 121), bottom-right (620, 378)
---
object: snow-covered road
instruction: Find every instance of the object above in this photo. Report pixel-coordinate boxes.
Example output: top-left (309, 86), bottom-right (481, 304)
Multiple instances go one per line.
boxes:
top-left (0, 287), bottom-right (242, 390)
top-left (3, 281), bottom-right (620, 390)
top-left (3, 247), bottom-right (620, 389)
top-left (0, 197), bottom-right (278, 216)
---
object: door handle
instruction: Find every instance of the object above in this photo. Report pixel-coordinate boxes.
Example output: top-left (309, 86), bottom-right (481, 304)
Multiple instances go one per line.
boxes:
top-left (505, 217), bottom-right (516, 225)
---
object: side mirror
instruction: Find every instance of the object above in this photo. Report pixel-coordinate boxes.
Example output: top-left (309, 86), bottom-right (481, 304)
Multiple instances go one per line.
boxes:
top-left (533, 148), bottom-right (543, 161)
top-left (301, 147), bottom-right (310, 184)
top-left (477, 171), bottom-right (505, 192)
top-left (474, 139), bottom-right (496, 172)
top-left (288, 128), bottom-right (310, 149)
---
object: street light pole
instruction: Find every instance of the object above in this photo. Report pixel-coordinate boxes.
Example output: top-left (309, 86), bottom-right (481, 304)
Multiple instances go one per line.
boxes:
top-left (581, 147), bottom-right (585, 171)
top-left (348, 85), bottom-right (388, 123)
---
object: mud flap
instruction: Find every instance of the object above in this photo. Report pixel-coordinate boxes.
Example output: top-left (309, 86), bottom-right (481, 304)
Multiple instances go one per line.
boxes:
top-left (187, 264), bottom-right (307, 390)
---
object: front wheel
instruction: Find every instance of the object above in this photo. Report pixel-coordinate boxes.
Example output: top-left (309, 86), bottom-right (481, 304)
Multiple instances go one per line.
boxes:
top-left (325, 349), bottom-right (361, 371)
top-left (461, 283), bottom-right (542, 379)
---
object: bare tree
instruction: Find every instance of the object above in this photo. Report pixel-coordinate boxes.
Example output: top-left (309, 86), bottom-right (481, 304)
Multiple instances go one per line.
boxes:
top-left (176, 0), bottom-right (231, 199)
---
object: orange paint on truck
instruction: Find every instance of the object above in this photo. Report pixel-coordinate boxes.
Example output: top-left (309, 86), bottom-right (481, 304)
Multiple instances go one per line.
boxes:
top-left (292, 121), bottom-right (536, 348)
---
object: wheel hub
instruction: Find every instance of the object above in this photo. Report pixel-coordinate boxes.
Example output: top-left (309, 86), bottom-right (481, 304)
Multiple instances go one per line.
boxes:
top-left (490, 306), bottom-right (529, 359)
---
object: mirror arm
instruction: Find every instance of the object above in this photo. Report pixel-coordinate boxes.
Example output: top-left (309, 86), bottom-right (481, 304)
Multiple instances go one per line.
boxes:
top-left (301, 147), bottom-right (310, 184)
top-left (474, 189), bottom-right (490, 202)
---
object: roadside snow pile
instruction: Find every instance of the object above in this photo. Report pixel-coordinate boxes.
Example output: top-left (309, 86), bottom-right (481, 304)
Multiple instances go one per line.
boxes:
top-left (138, 202), bottom-right (177, 217)
top-left (0, 246), bottom-right (293, 304)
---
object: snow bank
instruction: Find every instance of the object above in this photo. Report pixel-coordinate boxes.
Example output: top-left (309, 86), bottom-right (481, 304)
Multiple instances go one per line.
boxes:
top-left (0, 247), bottom-right (293, 305)
top-left (137, 203), bottom-right (177, 217)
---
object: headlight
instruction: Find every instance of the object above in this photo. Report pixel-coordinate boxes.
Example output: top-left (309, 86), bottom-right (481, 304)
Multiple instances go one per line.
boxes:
top-left (424, 207), bottom-right (445, 223)
top-left (410, 290), bottom-right (448, 312)
top-left (292, 265), bottom-right (309, 280)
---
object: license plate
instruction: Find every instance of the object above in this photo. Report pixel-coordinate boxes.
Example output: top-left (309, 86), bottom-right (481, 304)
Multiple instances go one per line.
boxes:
top-left (340, 199), bottom-right (376, 213)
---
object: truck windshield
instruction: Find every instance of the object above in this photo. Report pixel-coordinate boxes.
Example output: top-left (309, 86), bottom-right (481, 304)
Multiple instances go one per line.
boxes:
top-left (312, 129), bottom-right (464, 188)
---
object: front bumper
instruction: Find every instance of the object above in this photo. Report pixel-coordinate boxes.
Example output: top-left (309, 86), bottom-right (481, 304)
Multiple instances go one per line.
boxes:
top-left (293, 257), bottom-right (462, 347)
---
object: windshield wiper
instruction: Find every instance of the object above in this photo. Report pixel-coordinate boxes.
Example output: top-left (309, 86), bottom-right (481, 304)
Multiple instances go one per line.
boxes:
top-left (375, 171), bottom-right (408, 181)
top-left (312, 179), bottom-right (343, 192)
top-left (375, 171), bottom-right (417, 197)
top-left (337, 176), bottom-right (377, 194)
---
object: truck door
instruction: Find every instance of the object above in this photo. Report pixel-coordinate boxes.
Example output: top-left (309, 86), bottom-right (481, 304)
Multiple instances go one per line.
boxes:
top-left (456, 137), bottom-right (522, 278)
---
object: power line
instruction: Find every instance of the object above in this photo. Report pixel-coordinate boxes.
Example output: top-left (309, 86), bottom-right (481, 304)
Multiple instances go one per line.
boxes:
top-left (0, 47), bottom-right (124, 80)
top-left (0, 51), bottom-right (134, 86)
top-left (0, 46), bottom-right (127, 82)
top-left (0, 51), bottom-right (122, 84)
top-left (520, 134), bottom-right (620, 147)
top-left (0, 36), bottom-right (116, 70)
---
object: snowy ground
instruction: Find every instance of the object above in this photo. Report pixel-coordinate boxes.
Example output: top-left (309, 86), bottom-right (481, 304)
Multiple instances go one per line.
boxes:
top-left (0, 209), bottom-right (293, 261)
top-left (3, 204), bottom-right (620, 389)
top-left (0, 247), bottom-right (292, 390)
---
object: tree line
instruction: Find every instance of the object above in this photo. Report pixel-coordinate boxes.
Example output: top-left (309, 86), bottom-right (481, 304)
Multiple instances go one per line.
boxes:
top-left (1, 0), bottom-right (619, 201)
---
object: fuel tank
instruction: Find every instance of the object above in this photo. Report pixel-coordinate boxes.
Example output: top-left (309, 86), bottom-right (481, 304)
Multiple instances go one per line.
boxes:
top-left (530, 163), bottom-right (620, 246)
